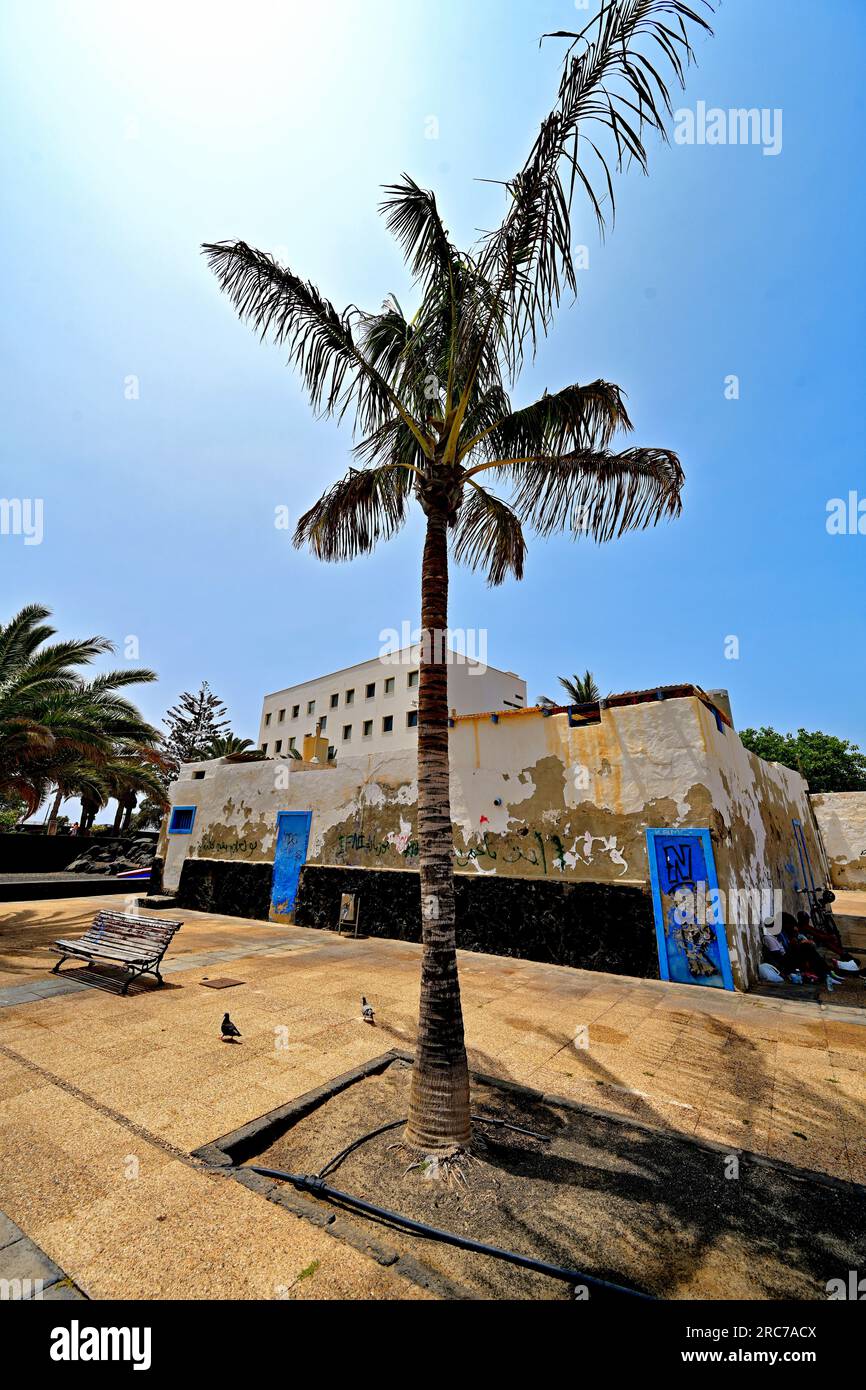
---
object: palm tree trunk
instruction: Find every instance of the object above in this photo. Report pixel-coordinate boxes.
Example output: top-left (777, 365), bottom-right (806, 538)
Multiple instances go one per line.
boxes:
top-left (112, 800), bottom-right (124, 834)
top-left (121, 797), bottom-right (135, 833)
top-left (405, 509), bottom-right (471, 1151)
top-left (46, 789), bottom-right (63, 836)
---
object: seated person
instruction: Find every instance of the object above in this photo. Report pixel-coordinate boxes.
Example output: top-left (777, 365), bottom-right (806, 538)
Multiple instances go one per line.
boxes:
top-left (797, 911), bottom-right (862, 973)
top-left (761, 915), bottom-right (799, 977)
top-left (788, 919), bottom-right (845, 985)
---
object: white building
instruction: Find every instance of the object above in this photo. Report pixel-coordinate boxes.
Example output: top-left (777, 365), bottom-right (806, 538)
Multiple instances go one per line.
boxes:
top-left (258, 646), bottom-right (526, 758)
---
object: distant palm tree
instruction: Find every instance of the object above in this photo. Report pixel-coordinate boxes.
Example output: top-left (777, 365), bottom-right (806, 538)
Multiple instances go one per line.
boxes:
top-left (108, 750), bottom-right (172, 833)
top-left (204, 1), bottom-right (713, 1151)
top-left (559, 670), bottom-right (601, 705)
top-left (0, 604), bottom-right (113, 800)
top-left (208, 734), bottom-right (254, 757)
top-left (0, 605), bottom-right (162, 827)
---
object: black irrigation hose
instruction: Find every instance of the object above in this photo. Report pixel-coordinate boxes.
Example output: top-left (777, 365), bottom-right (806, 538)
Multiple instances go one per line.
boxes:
top-left (316, 1113), bottom-right (550, 1180)
top-left (472, 1114), bottom-right (552, 1142)
top-left (318, 1118), bottom-right (405, 1179)
top-left (250, 1164), bottom-right (655, 1300)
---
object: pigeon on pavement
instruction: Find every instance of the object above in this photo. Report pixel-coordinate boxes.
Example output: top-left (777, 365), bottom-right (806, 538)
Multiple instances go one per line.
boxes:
top-left (221, 1012), bottom-right (242, 1042)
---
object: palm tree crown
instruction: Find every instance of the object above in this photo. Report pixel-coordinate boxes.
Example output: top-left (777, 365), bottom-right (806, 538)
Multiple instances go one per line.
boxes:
top-left (560, 670), bottom-right (602, 704)
top-left (204, 3), bottom-right (712, 575)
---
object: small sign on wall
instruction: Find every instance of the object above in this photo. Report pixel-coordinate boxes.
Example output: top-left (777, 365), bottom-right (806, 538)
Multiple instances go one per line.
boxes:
top-left (338, 892), bottom-right (360, 936)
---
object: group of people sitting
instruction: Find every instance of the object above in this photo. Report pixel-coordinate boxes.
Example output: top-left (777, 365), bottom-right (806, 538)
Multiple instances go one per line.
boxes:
top-left (761, 902), bottom-right (862, 990)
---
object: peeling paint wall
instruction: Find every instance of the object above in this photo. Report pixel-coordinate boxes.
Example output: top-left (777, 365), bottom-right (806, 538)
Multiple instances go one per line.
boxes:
top-left (811, 792), bottom-right (866, 889)
top-left (687, 700), bottom-right (826, 986)
top-left (161, 697), bottom-right (819, 989)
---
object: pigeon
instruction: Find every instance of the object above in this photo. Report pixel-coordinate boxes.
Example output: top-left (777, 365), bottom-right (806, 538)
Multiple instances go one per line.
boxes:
top-left (221, 1012), bottom-right (242, 1043)
top-left (361, 996), bottom-right (375, 1025)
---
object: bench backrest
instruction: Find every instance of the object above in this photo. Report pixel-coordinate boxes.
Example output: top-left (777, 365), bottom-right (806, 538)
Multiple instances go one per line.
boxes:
top-left (83, 911), bottom-right (182, 953)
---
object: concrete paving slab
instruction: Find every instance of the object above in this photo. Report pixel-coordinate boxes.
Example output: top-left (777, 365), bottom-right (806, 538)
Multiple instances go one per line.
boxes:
top-left (1, 891), bottom-right (865, 1300)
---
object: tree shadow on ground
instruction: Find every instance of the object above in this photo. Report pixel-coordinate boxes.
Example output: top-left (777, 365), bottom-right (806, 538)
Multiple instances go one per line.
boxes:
top-left (447, 1015), bottom-right (864, 1298)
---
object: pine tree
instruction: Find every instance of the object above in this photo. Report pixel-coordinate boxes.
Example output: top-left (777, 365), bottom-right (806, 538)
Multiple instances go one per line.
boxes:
top-left (164, 682), bottom-right (231, 772)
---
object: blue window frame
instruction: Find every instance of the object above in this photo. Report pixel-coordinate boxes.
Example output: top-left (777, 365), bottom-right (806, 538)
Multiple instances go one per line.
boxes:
top-left (169, 806), bottom-right (196, 834)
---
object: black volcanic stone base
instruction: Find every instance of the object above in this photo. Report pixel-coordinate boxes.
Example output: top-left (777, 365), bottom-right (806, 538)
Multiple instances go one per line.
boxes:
top-left (176, 858), bottom-right (273, 921)
top-left (295, 865), bottom-right (659, 979)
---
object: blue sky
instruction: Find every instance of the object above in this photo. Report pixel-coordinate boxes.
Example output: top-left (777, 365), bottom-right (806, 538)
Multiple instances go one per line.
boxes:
top-left (2, 0), bottom-right (864, 821)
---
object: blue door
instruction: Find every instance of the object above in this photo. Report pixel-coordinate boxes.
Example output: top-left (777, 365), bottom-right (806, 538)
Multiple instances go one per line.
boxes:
top-left (645, 828), bottom-right (734, 990)
top-left (270, 811), bottom-right (312, 921)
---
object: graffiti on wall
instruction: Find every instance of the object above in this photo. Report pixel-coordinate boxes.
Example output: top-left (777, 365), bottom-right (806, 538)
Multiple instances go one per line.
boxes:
top-left (330, 814), bottom-right (633, 880)
top-left (335, 830), bottom-right (420, 862)
top-left (455, 825), bottom-right (630, 877)
top-left (198, 832), bottom-right (262, 858)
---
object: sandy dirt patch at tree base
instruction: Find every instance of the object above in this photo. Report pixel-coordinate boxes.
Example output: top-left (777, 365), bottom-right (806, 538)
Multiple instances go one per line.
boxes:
top-left (245, 1058), bottom-right (866, 1300)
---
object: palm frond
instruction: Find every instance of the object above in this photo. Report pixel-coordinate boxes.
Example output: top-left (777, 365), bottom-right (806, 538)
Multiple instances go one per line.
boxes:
top-left (380, 176), bottom-right (455, 286)
top-left (0, 604), bottom-right (56, 669)
top-left (451, 485), bottom-right (526, 586)
top-left (506, 445), bottom-right (684, 541)
top-left (294, 464), bottom-right (413, 563)
top-left (465, 379), bottom-right (632, 463)
top-left (559, 670), bottom-right (601, 703)
top-left (202, 241), bottom-right (427, 446)
top-left (478, 0), bottom-right (714, 369)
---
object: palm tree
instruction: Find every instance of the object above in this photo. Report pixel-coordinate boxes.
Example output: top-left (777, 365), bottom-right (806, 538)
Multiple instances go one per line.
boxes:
top-left (0, 604), bottom-right (114, 805)
top-left (559, 670), bottom-right (601, 704)
top-left (107, 749), bottom-right (172, 833)
top-left (204, 1), bottom-right (713, 1150)
top-left (38, 674), bottom-right (162, 833)
top-left (208, 734), bottom-right (254, 757)
top-left (0, 605), bottom-right (163, 828)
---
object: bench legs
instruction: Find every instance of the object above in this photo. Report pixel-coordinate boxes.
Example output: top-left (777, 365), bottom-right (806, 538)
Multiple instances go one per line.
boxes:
top-left (121, 962), bottom-right (164, 995)
top-left (51, 955), bottom-right (166, 994)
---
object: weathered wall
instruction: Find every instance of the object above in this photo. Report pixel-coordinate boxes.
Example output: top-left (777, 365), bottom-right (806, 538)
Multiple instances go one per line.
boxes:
top-left (685, 701), bottom-right (826, 985)
top-left (158, 697), bottom-right (820, 989)
top-left (295, 864), bottom-right (659, 978)
top-left (811, 792), bottom-right (866, 889)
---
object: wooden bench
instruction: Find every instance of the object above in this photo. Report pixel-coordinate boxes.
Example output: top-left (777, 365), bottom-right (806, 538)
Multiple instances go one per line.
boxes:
top-left (50, 911), bottom-right (182, 994)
